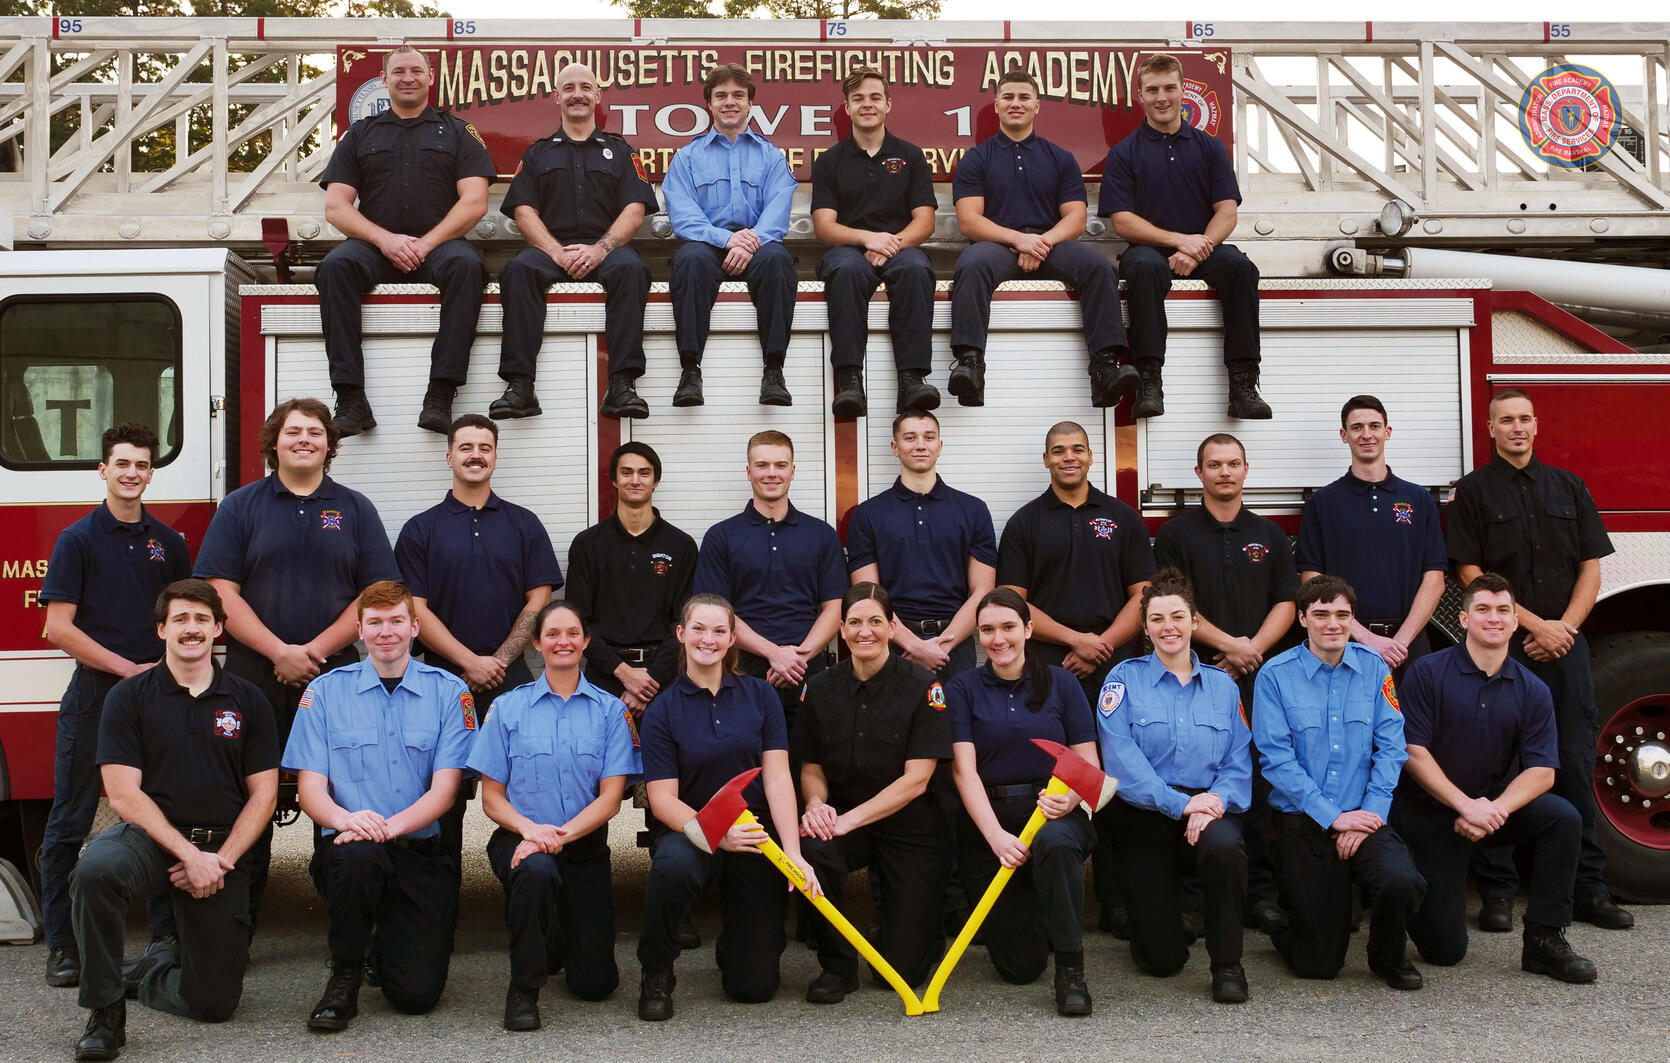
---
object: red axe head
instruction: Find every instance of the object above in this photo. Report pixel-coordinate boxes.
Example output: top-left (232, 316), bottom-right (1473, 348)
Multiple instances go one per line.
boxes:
top-left (683, 768), bottom-right (761, 853)
top-left (1031, 739), bottom-right (1118, 811)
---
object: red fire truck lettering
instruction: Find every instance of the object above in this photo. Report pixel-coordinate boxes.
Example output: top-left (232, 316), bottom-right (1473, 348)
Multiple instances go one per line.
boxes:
top-left (2, 559), bottom-right (47, 579)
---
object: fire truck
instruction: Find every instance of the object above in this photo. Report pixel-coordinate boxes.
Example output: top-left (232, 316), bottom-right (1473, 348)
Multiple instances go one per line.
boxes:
top-left (0, 18), bottom-right (1668, 932)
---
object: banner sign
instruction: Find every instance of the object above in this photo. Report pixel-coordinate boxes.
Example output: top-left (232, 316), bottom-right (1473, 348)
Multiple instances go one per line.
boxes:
top-left (336, 44), bottom-right (1233, 182)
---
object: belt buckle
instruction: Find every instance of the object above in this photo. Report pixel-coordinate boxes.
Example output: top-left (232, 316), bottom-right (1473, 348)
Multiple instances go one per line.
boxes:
top-left (914, 618), bottom-right (945, 636)
top-left (188, 828), bottom-right (216, 848)
top-left (620, 647), bottom-right (646, 664)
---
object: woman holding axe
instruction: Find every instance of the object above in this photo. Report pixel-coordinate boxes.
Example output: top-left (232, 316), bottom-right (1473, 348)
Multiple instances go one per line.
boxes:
top-left (945, 587), bottom-right (1100, 1017)
top-left (795, 582), bottom-right (954, 1004)
top-left (635, 593), bottom-right (820, 1021)
top-left (1097, 569), bottom-right (1254, 1005)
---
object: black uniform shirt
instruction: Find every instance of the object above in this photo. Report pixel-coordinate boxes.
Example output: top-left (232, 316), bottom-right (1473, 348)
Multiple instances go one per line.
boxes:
top-left (566, 509), bottom-right (698, 687)
top-left (97, 663), bottom-right (279, 830)
top-left (810, 131), bottom-right (936, 235)
top-left (1155, 504), bottom-right (1298, 640)
top-left (1445, 454), bottom-right (1614, 620)
top-left (319, 106), bottom-right (496, 237)
top-left (792, 654), bottom-right (950, 823)
top-left (39, 502), bottom-right (191, 665)
top-left (499, 127), bottom-right (659, 245)
top-left (997, 486), bottom-right (1157, 635)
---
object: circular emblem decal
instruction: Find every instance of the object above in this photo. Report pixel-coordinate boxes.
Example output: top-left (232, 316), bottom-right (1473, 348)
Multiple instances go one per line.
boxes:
top-left (348, 76), bottom-right (392, 124)
top-left (1181, 77), bottom-right (1222, 137)
top-left (1518, 64), bottom-right (1621, 169)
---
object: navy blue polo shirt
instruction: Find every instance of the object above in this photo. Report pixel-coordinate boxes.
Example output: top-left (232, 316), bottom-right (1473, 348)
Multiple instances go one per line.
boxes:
top-left (1396, 644), bottom-right (1559, 808)
top-left (996, 486), bottom-right (1158, 635)
top-left (40, 502), bottom-right (191, 665)
top-left (945, 663), bottom-right (1096, 787)
top-left (1293, 469), bottom-right (1446, 621)
top-left (952, 131), bottom-right (1086, 234)
top-left (640, 672), bottom-right (788, 815)
top-left (692, 501), bottom-right (847, 647)
top-left (194, 473), bottom-right (400, 647)
top-left (1098, 121), bottom-right (1240, 236)
top-left (845, 476), bottom-right (998, 621)
top-left (395, 491), bottom-right (563, 657)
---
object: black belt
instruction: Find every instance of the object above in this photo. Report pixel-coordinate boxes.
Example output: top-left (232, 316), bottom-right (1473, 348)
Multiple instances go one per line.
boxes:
top-left (185, 827), bottom-right (231, 851)
top-left (1363, 618), bottom-right (1402, 637)
top-left (986, 779), bottom-right (1049, 801)
top-left (611, 643), bottom-right (658, 665)
top-left (902, 617), bottom-right (951, 637)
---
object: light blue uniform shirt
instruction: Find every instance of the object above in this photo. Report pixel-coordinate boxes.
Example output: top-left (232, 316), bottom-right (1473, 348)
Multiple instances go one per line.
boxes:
top-left (466, 671), bottom-right (641, 827)
top-left (663, 128), bottom-right (796, 248)
top-left (282, 658), bottom-right (474, 839)
top-left (1096, 652), bottom-right (1252, 819)
top-left (1253, 642), bottom-right (1407, 828)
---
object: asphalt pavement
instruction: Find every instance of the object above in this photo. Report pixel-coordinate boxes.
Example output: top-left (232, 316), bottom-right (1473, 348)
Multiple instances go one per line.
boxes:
top-left (4, 805), bottom-right (1666, 1063)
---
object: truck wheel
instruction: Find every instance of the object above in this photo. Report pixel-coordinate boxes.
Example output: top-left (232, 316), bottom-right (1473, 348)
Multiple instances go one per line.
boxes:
top-left (1591, 631), bottom-right (1670, 903)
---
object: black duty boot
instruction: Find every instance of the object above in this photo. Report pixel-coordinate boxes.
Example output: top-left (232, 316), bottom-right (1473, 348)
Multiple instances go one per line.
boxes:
top-left (637, 969), bottom-right (676, 1022)
top-left (673, 916), bottom-right (701, 950)
top-left (307, 957), bottom-right (362, 1032)
top-left (1478, 897), bottom-right (1513, 933)
top-left (600, 372), bottom-right (650, 419)
top-left (1574, 893), bottom-right (1634, 930)
top-left (74, 1000), bottom-right (125, 1062)
top-left (1132, 359), bottom-right (1166, 419)
top-left (1211, 962), bottom-right (1249, 1003)
top-left (1250, 899), bottom-right (1289, 937)
top-left (46, 944), bottom-right (80, 988)
top-left (1226, 362), bottom-right (1273, 419)
top-left (805, 970), bottom-right (860, 1004)
top-left (1088, 350), bottom-right (1138, 408)
top-left (503, 985), bottom-right (540, 1031)
top-left (332, 387), bottom-right (376, 438)
top-left (947, 349), bottom-right (986, 407)
top-left (831, 366), bottom-right (867, 418)
top-left (122, 934), bottom-right (177, 999)
top-left (417, 381), bottom-right (457, 434)
top-left (672, 367), bottom-right (705, 408)
top-left (1521, 924), bottom-right (1598, 984)
top-left (489, 375), bottom-right (542, 420)
top-left (1053, 961), bottom-right (1091, 1016)
top-left (759, 366), bottom-right (793, 406)
top-left (896, 369), bottom-right (941, 413)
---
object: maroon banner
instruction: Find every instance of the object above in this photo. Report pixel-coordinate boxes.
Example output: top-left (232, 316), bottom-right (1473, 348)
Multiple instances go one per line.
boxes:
top-left (335, 44), bottom-right (1233, 182)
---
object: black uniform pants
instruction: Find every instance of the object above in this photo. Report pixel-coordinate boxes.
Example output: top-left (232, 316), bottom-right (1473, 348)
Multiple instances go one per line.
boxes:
top-left (1104, 801), bottom-right (1246, 974)
top-left (817, 245), bottom-right (934, 372)
top-left (1397, 793), bottom-right (1579, 967)
top-left (1474, 633), bottom-right (1608, 903)
top-left (224, 641), bottom-right (357, 930)
top-left (320, 837), bottom-right (458, 1014)
top-left (670, 240), bottom-right (796, 362)
top-left (314, 237), bottom-right (486, 389)
top-left (1235, 672), bottom-right (1281, 912)
top-left (957, 796), bottom-right (1094, 984)
top-left (486, 827), bottom-right (618, 998)
top-left (70, 823), bottom-right (250, 1021)
top-left (801, 818), bottom-right (950, 985)
top-left (40, 666), bottom-right (170, 949)
top-left (1271, 812), bottom-right (1425, 978)
top-left (950, 240), bottom-right (1126, 357)
top-left (498, 244), bottom-right (652, 380)
top-left (1119, 243), bottom-right (1260, 366)
top-left (637, 829), bottom-right (788, 1003)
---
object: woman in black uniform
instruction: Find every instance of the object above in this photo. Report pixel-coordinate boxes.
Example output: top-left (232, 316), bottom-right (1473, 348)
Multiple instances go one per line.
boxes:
top-left (635, 593), bottom-right (819, 1021)
top-left (796, 583), bottom-right (953, 1003)
top-left (945, 587), bottom-right (1099, 1017)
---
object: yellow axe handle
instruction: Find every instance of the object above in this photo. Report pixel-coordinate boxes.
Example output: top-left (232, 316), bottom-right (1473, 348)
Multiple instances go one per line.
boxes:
top-left (920, 775), bottom-right (1072, 1012)
top-left (735, 810), bottom-right (926, 1016)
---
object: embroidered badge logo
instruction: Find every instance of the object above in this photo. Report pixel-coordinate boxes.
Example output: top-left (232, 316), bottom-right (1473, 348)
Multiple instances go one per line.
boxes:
top-left (651, 552), bottom-right (673, 576)
top-left (146, 538), bottom-right (167, 562)
top-left (624, 706), bottom-right (641, 748)
top-left (632, 154), bottom-right (649, 182)
top-left (1088, 517), bottom-right (1117, 539)
top-left (320, 509), bottom-right (344, 531)
top-left (463, 122), bottom-right (488, 150)
top-left (1238, 699), bottom-right (1250, 728)
top-left (460, 691), bottom-right (477, 730)
top-left (927, 682), bottom-right (946, 711)
top-left (1099, 681), bottom-right (1125, 717)
top-left (1381, 675), bottom-right (1401, 715)
top-left (602, 146), bottom-right (614, 160)
top-left (213, 709), bottom-right (241, 738)
top-left (1391, 502), bottom-right (1414, 525)
top-left (1242, 542), bottom-right (1268, 564)
top-left (799, 683), bottom-right (808, 703)
top-left (883, 156), bottom-right (904, 174)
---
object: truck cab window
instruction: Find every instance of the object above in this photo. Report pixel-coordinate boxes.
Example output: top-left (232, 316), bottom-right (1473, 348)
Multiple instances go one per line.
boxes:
top-left (0, 296), bottom-right (182, 468)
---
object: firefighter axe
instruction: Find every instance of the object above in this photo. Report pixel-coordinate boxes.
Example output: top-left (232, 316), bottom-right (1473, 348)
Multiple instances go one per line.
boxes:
top-left (685, 768), bottom-right (926, 1016)
top-left (920, 739), bottom-right (1117, 1013)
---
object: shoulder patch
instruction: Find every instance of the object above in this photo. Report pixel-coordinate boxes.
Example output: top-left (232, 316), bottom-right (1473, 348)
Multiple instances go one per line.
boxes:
top-left (624, 706), bottom-right (641, 748)
top-left (1099, 681), bottom-right (1125, 717)
top-left (1239, 698), bottom-right (1249, 728)
top-left (461, 690), bottom-right (477, 730)
top-left (1381, 674), bottom-right (1400, 715)
top-left (298, 688), bottom-right (315, 709)
top-left (927, 682), bottom-right (946, 711)
top-left (463, 121), bottom-right (487, 150)
top-left (632, 154), bottom-right (649, 182)
top-left (799, 683), bottom-right (808, 703)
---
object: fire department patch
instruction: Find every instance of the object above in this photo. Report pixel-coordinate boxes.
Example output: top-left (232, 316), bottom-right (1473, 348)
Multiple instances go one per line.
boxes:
top-left (213, 709), bottom-right (241, 738)
top-left (1088, 517), bottom-right (1117, 539)
top-left (464, 122), bottom-right (487, 150)
top-left (461, 691), bottom-right (477, 730)
top-left (1099, 681), bottom-right (1125, 717)
top-left (320, 509), bottom-right (344, 531)
top-left (632, 154), bottom-right (649, 182)
top-left (146, 538), bottom-right (166, 562)
top-left (1519, 64), bottom-right (1621, 169)
top-left (1242, 542), bottom-right (1268, 564)
top-left (799, 683), bottom-right (808, 703)
top-left (624, 706), bottom-right (641, 748)
top-left (298, 688), bottom-right (315, 708)
top-left (1381, 675), bottom-right (1400, 714)
top-left (927, 682), bottom-right (946, 711)
top-left (1238, 699), bottom-right (1249, 728)
top-left (883, 156), bottom-right (904, 174)
top-left (1391, 502), bottom-right (1414, 525)
top-left (651, 551), bottom-right (673, 576)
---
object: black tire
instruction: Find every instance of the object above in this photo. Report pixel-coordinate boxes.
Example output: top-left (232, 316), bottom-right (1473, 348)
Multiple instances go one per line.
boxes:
top-left (1590, 631), bottom-right (1670, 903)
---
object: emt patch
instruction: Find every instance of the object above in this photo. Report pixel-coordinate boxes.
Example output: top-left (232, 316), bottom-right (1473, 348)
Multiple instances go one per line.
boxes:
top-left (461, 691), bottom-right (477, 730)
top-left (927, 682), bottom-right (946, 711)
top-left (1099, 681), bottom-right (1125, 717)
top-left (1381, 675), bottom-right (1401, 714)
